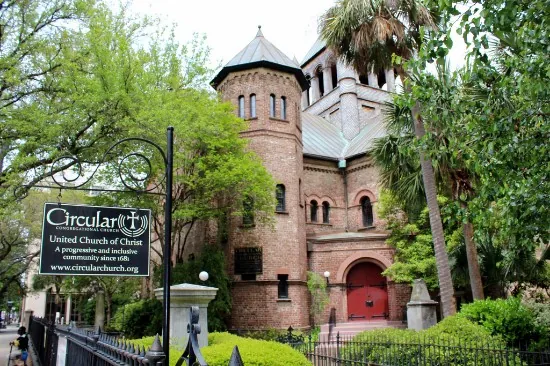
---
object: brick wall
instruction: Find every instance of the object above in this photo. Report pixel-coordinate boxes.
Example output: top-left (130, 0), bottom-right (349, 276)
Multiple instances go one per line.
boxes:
top-left (217, 67), bottom-right (309, 329)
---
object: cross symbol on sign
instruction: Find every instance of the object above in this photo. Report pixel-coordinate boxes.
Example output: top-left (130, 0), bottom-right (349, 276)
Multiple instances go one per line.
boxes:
top-left (126, 211), bottom-right (140, 230)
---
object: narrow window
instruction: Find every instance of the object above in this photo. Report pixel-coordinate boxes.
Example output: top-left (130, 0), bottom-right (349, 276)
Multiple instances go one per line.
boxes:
top-left (310, 200), bottom-right (318, 222)
top-left (331, 64), bottom-right (338, 89)
top-left (243, 196), bottom-right (254, 226)
top-left (250, 94), bottom-right (256, 118)
top-left (278, 274), bottom-right (289, 299)
top-left (305, 75), bottom-right (312, 106)
top-left (322, 201), bottom-right (330, 224)
top-left (276, 184), bottom-right (285, 212)
top-left (270, 94), bottom-right (276, 117)
top-left (361, 197), bottom-right (374, 227)
top-left (238, 95), bottom-right (245, 118)
top-left (316, 66), bottom-right (324, 96)
top-left (281, 96), bottom-right (287, 120)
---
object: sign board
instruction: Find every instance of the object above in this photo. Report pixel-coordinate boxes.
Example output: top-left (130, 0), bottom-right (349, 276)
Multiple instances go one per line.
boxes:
top-left (40, 203), bottom-right (151, 276)
top-left (234, 247), bottom-right (262, 274)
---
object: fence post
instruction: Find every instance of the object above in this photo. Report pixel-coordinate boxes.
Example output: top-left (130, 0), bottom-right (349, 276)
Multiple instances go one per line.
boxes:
top-left (145, 334), bottom-right (166, 366)
top-left (336, 332), bottom-right (341, 365)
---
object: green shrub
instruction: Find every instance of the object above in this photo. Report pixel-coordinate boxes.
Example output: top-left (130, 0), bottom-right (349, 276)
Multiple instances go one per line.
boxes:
top-left (460, 297), bottom-right (540, 345)
top-left (130, 332), bottom-right (311, 366)
top-left (203, 332), bottom-right (311, 366)
top-left (342, 316), bottom-right (518, 365)
top-left (111, 299), bottom-right (162, 339)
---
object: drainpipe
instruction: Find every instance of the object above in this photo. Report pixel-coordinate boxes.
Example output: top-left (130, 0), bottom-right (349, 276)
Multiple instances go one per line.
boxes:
top-left (339, 159), bottom-right (349, 232)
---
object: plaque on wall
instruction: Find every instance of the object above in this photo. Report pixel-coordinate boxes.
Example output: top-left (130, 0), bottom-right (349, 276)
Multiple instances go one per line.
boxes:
top-left (234, 247), bottom-right (262, 274)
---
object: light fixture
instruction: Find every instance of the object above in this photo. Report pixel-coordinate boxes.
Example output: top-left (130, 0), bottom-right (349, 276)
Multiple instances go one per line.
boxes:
top-left (323, 271), bottom-right (330, 286)
top-left (199, 271), bottom-right (209, 282)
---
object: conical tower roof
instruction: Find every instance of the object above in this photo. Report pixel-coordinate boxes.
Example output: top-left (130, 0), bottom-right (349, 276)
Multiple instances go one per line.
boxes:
top-left (211, 26), bottom-right (309, 90)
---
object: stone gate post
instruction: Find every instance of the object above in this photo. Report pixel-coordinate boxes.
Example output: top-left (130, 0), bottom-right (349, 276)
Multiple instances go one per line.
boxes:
top-left (155, 283), bottom-right (218, 348)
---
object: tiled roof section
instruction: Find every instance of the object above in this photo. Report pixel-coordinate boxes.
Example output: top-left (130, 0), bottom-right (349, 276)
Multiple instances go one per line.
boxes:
top-left (301, 38), bottom-right (326, 66)
top-left (211, 27), bottom-right (309, 90)
top-left (302, 112), bottom-right (387, 160)
top-left (225, 27), bottom-right (301, 69)
top-left (302, 113), bottom-right (347, 160)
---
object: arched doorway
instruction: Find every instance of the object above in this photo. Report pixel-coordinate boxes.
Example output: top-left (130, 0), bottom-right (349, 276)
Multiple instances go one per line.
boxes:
top-left (346, 262), bottom-right (388, 320)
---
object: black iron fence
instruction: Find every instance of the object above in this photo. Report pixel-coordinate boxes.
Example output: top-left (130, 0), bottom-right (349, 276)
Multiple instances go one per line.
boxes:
top-left (29, 316), bottom-right (58, 366)
top-left (29, 306), bottom-right (244, 366)
top-left (282, 332), bottom-right (550, 366)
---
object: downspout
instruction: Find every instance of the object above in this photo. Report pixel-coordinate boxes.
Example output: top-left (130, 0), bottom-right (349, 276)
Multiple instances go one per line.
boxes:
top-left (339, 159), bottom-right (349, 232)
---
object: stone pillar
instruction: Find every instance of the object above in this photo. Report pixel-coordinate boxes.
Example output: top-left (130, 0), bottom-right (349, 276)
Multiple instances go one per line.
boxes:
top-left (155, 283), bottom-right (218, 349)
top-left (94, 290), bottom-right (105, 329)
top-left (323, 67), bottom-right (333, 93)
top-left (368, 73), bottom-right (378, 88)
top-left (407, 279), bottom-right (438, 330)
top-left (65, 295), bottom-right (71, 325)
top-left (385, 68), bottom-right (395, 92)
top-left (310, 77), bottom-right (320, 103)
top-left (337, 60), bottom-right (360, 140)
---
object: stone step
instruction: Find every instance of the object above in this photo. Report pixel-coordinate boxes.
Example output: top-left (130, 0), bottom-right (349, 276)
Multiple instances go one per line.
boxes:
top-left (318, 321), bottom-right (406, 340)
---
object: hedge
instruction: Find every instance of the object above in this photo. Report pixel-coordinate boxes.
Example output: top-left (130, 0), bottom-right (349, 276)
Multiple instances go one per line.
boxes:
top-left (130, 332), bottom-right (311, 366)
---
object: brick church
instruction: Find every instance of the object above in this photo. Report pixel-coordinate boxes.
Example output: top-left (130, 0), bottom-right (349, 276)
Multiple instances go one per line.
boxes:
top-left (211, 27), bottom-right (411, 330)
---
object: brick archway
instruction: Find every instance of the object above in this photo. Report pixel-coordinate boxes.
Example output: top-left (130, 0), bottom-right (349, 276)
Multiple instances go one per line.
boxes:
top-left (335, 251), bottom-right (392, 283)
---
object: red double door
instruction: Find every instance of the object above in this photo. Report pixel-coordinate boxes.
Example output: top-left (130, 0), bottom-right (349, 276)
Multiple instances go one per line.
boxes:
top-left (346, 262), bottom-right (389, 320)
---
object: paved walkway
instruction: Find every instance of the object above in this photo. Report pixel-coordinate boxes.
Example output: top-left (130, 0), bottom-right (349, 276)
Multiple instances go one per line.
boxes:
top-left (0, 325), bottom-right (18, 366)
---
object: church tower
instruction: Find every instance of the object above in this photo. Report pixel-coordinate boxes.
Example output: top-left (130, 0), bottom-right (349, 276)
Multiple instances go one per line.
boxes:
top-left (211, 27), bottom-right (310, 330)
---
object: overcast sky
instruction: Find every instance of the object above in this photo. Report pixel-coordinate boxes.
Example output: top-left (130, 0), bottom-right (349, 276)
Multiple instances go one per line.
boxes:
top-left (129, 0), bottom-right (340, 68)
top-left (128, 0), bottom-right (466, 74)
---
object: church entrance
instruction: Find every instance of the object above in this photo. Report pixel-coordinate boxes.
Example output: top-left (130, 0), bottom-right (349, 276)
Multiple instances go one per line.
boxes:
top-left (346, 262), bottom-right (388, 320)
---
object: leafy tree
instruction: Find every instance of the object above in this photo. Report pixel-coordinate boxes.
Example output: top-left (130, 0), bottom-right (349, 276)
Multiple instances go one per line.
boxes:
top-left (409, 0), bottom-right (549, 296)
top-left (371, 62), bottom-right (485, 300)
top-left (164, 244), bottom-right (232, 331)
top-left (320, 0), bottom-right (457, 316)
top-left (307, 271), bottom-right (329, 327)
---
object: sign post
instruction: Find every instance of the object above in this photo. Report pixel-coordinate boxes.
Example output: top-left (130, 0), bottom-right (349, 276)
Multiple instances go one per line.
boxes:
top-left (26, 127), bottom-right (175, 362)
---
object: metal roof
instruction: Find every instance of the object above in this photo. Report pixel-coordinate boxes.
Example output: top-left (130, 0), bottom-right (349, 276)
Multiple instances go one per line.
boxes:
top-left (302, 112), bottom-right (387, 160)
top-left (301, 38), bottom-right (326, 66)
top-left (211, 27), bottom-right (309, 90)
top-left (302, 113), bottom-right (347, 160)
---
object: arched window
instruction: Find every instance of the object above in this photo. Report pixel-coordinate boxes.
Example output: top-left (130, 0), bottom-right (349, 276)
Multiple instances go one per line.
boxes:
top-left (361, 197), bottom-right (374, 227)
top-left (270, 94), bottom-right (276, 118)
top-left (250, 94), bottom-right (256, 118)
top-left (238, 95), bottom-right (245, 118)
top-left (310, 200), bottom-right (318, 222)
top-left (280, 96), bottom-right (287, 120)
top-left (276, 184), bottom-right (285, 212)
top-left (322, 201), bottom-right (330, 223)
top-left (316, 66), bottom-right (324, 96)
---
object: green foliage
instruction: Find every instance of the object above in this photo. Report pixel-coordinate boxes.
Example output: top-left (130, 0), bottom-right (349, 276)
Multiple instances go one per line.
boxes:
top-left (379, 192), bottom-right (461, 290)
top-left (130, 333), bottom-right (311, 366)
top-left (460, 297), bottom-right (547, 346)
top-left (306, 271), bottom-right (329, 326)
top-left (130, 336), bottom-right (184, 366)
top-left (203, 332), bottom-right (311, 366)
top-left (162, 244), bottom-right (231, 332)
top-left (344, 316), bottom-right (511, 365)
top-left (111, 299), bottom-right (162, 339)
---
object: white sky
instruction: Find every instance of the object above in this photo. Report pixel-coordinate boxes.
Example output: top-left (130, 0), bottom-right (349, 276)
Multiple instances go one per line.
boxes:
top-left (129, 0), bottom-right (342, 68)
top-left (128, 0), bottom-right (466, 73)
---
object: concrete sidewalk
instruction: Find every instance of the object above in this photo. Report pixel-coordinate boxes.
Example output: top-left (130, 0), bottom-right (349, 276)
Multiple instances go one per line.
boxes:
top-left (0, 325), bottom-right (18, 366)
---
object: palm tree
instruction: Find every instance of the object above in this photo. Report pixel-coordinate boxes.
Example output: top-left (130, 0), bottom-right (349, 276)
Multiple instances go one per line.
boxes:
top-left (371, 63), bottom-right (485, 300)
top-left (320, 0), bottom-right (457, 316)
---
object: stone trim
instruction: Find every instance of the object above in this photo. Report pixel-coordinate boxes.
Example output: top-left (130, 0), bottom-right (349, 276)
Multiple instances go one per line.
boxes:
top-left (335, 251), bottom-right (393, 283)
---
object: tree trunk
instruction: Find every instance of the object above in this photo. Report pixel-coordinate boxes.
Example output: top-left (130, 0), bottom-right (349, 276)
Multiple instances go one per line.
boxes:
top-left (94, 290), bottom-right (105, 330)
top-left (461, 201), bottom-right (485, 300)
top-left (411, 101), bottom-right (456, 318)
